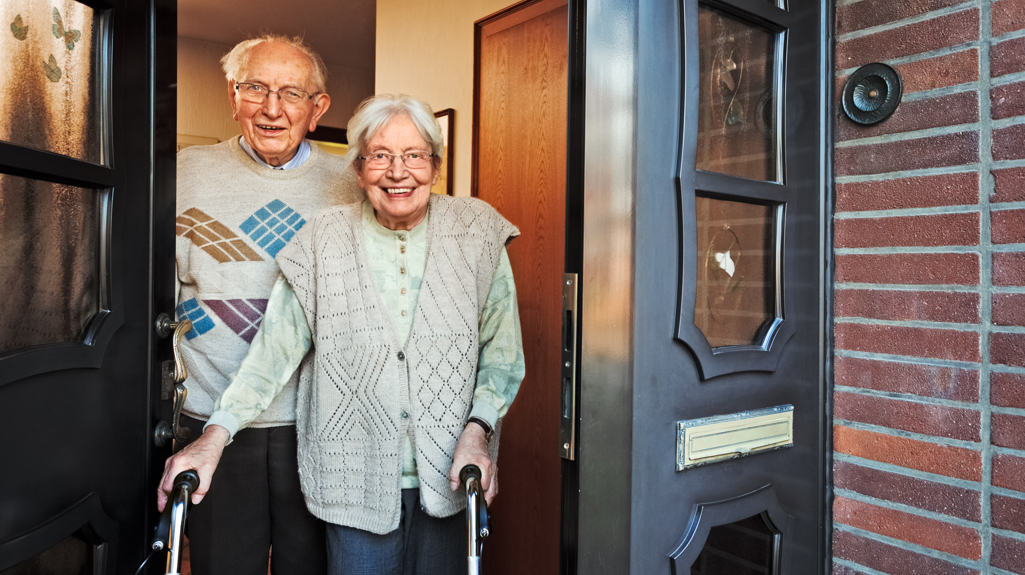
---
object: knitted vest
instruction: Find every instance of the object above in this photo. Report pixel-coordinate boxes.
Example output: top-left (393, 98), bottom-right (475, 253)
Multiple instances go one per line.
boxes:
top-left (276, 194), bottom-right (519, 534)
top-left (175, 137), bottom-right (364, 425)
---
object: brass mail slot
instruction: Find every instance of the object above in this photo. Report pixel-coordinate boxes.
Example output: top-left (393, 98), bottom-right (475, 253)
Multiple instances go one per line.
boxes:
top-left (676, 405), bottom-right (794, 470)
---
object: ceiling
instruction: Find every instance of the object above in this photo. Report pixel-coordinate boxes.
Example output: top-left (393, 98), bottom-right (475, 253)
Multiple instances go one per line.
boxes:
top-left (177, 0), bottom-right (376, 73)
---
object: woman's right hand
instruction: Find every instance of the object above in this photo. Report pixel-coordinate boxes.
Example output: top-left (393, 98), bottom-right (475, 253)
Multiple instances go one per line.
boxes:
top-left (156, 425), bottom-right (230, 511)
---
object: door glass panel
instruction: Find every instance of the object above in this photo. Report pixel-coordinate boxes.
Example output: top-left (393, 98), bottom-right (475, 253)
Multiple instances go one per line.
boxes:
top-left (0, 0), bottom-right (103, 163)
top-left (0, 174), bottom-right (100, 354)
top-left (696, 6), bottom-right (778, 182)
top-left (695, 195), bottom-right (776, 348)
top-left (1, 533), bottom-right (90, 575)
top-left (690, 513), bottom-right (777, 575)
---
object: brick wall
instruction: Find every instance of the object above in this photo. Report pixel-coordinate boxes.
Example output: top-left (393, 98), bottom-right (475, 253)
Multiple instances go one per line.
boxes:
top-left (833, 0), bottom-right (1025, 572)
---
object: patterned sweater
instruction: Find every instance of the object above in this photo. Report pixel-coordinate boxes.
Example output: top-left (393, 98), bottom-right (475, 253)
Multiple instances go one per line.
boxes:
top-left (276, 195), bottom-right (518, 533)
top-left (175, 136), bottom-right (363, 426)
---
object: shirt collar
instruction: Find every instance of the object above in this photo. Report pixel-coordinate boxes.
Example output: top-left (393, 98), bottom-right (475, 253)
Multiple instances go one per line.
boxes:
top-left (361, 200), bottom-right (429, 242)
top-left (238, 136), bottom-right (311, 170)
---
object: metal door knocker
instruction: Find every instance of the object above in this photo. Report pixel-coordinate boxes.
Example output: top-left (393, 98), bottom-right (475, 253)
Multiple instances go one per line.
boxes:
top-left (842, 62), bottom-right (902, 125)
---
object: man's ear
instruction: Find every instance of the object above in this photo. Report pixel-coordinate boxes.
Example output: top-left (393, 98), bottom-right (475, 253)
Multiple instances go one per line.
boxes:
top-left (306, 93), bottom-right (332, 133)
top-left (228, 80), bottom-right (240, 121)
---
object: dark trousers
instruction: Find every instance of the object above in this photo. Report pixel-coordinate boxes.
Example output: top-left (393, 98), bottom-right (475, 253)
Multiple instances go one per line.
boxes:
top-left (325, 489), bottom-right (464, 575)
top-left (178, 415), bottom-right (327, 575)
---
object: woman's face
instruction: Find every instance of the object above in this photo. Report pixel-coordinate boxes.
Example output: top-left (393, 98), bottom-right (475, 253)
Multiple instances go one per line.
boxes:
top-left (356, 114), bottom-right (437, 231)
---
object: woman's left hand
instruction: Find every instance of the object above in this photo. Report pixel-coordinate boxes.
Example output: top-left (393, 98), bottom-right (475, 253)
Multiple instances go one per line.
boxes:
top-left (449, 423), bottom-right (499, 505)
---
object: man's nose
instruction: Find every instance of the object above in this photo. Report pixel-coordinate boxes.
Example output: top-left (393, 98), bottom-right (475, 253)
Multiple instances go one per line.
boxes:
top-left (262, 93), bottom-right (283, 115)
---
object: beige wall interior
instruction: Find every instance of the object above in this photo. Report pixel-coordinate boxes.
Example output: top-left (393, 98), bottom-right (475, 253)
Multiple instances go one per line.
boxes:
top-left (376, 0), bottom-right (514, 197)
top-left (177, 36), bottom-right (375, 145)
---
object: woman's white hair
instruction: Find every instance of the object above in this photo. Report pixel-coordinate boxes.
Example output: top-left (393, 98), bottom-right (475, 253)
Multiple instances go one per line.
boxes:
top-left (220, 34), bottom-right (328, 94)
top-left (346, 94), bottom-right (444, 171)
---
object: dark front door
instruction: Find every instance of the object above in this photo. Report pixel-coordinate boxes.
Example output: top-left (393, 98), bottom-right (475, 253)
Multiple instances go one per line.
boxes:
top-left (573, 0), bottom-right (829, 572)
top-left (0, 0), bottom-right (175, 572)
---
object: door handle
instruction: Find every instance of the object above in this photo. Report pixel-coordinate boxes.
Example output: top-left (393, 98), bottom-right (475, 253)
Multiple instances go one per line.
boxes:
top-left (154, 313), bottom-right (193, 447)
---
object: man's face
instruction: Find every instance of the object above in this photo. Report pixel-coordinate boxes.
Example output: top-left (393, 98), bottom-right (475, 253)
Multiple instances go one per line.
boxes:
top-left (229, 41), bottom-right (330, 167)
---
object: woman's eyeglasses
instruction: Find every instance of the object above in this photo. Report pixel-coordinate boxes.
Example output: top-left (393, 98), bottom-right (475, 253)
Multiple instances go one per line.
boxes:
top-left (358, 151), bottom-right (435, 170)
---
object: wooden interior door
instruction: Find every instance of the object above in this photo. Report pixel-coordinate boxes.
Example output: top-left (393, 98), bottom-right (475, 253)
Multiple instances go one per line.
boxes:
top-left (474, 1), bottom-right (569, 573)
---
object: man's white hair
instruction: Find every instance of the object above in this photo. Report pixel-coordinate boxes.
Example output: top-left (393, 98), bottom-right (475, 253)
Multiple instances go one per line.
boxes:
top-left (346, 94), bottom-right (444, 171)
top-left (221, 34), bottom-right (328, 94)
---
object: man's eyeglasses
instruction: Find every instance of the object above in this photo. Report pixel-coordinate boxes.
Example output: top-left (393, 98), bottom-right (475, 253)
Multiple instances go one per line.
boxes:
top-left (358, 151), bottom-right (436, 170)
top-left (235, 83), bottom-right (314, 106)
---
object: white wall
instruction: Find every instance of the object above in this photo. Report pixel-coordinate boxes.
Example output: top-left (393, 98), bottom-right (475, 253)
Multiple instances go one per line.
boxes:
top-left (376, 0), bottom-right (514, 197)
top-left (177, 36), bottom-right (374, 143)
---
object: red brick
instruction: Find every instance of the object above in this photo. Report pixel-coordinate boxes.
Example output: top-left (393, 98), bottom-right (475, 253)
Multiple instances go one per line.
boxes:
top-left (993, 209), bottom-right (1025, 244)
top-left (994, 0), bottom-right (1025, 36)
top-left (992, 332), bottom-right (1025, 368)
top-left (993, 453), bottom-right (1025, 493)
top-left (995, 294), bottom-right (1025, 327)
top-left (836, 323), bottom-right (980, 362)
top-left (992, 372), bottom-right (1025, 409)
top-left (993, 495), bottom-right (1025, 534)
top-left (833, 530), bottom-right (980, 574)
top-left (992, 36), bottom-right (1025, 77)
top-left (896, 50), bottom-right (979, 94)
top-left (836, 0), bottom-right (972, 35)
top-left (836, 10), bottom-right (979, 70)
top-left (836, 253), bottom-right (980, 286)
top-left (835, 289), bottom-right (979, 323)
top-left (834, 425), bottom-right (982, 481)
top-left (836, 132), bottom-right (979, 177)
top-left (836, 173), bottom-right (979, 212)
top-left (833, 497), bottom-right (981, 559)
top-left (838, 91), bottom-right (979, 142)
top-left (834, 461), bottom-right (981, 521)
top-left (994, 125), bottom-right (1025, 161)
top-left (992, 82), bottom-right (1025, 120)
top-left (833, 565), bottom-right (870, 575)
top-left (994, 252), bottom-right (1025, 286)
top-left (994, 413), bottom-right (1025, 449)
top-left (992, 535), bottom-right (1025, 573)
top-left (835, 213), bottom-right (980, 248)
top-left (835, 357), bottom-right (979, 401)
top-left (835, 392), bottom-right (980, 441)
top-left (993, 167), bottom-right (1025, 203)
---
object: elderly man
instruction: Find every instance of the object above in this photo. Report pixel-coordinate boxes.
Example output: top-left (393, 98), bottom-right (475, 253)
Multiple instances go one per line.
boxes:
top-left (161, 34), bottom-right (362, 574)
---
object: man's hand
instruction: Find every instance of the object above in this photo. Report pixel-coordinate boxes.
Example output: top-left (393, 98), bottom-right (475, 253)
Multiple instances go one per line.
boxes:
top-left (157, 425), bottom-right (230, 512)
top-left (449, 423), bottom-right (499, 506)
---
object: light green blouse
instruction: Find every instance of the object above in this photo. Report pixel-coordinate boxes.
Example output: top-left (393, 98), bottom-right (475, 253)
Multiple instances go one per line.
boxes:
top-left (208, 200), bottom-right (525, 489)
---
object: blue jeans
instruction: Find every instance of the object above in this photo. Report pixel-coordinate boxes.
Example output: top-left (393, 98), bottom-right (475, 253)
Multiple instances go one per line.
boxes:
top-left (326, 489), bottom-right (464, 575)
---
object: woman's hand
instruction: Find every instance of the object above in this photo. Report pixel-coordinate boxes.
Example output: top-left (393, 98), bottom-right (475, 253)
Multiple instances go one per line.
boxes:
top-left (156, 425), bottom-right (230, 511)
top-left (449, 423), bottom-right (499, 505)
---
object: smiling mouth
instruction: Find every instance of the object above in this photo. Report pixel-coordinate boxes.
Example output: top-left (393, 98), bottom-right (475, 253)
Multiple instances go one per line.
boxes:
top-left (257, 124), bottom-right (285, 131)
top-left (384, 188), bottom-right (414, 195)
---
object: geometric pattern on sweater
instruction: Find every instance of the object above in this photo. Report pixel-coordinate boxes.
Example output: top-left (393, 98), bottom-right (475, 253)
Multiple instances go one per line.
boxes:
top-left (176, 207), bottom-right (264, 263)
top-left (204, 298), bottom-right (268, 343)
top-left (239, 199), bottom-right (306, 258)
top-left (277, 194), bottom-right (518, 533)
top-left (175, 298), bottom-right (216, 340)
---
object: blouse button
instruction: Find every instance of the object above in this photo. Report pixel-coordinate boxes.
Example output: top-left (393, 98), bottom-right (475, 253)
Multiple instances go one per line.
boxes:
top-left (401, 410), bottom-right (409, 419)
top-left (398, 351), bottom-right (405, 361)
top-left (401, 288), bottom-right (406, 295)
top-left (401, 310), bottom-right (407, 317)
top-left (400, 267), bottom-right (406, 274)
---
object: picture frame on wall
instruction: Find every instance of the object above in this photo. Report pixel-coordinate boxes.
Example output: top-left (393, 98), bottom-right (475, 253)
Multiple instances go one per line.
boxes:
top-left (433, 109), bottom-right (454, 196)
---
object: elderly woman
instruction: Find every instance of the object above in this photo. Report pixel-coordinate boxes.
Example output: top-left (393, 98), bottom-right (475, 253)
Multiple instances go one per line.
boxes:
top-left (160, 94), bottom-right (524, 574)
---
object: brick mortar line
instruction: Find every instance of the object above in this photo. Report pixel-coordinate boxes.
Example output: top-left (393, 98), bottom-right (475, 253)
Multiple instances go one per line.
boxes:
top-left (994, 444), bottom-right (1025, 457)
top-left (835, 245), bottom-right (982, 253)
top-left (994, 569), bottom-right (1019, 575)
top-left (993, 116), bottom-right (1025, 128)
top-left (978, 1), bottom-right (995, 569)
top-left (835, 123), bottom-right (979, 148)
top-left (992, 527), bottom-right (1025, 542)
top-left (834, 205), bottom-right (984, 219)
top-left (836, 282), bottom-right (983, 292)
top-left (836, 488), bottom-right (985, 529)
top-left (992, 365), bottom-right (1025, 374)
top-left (993, 158), bottom-right (1025, 169)
top-left (834, 452), bottom-right (989, 490)
top-left (995, 485), bottom-right (1025, 499)
top-left (836, 418), bottom-right (985, 448)
top-left (832, 524), bottom-right (985, 569)
top-left (991, 203), bottom-right (1025, 211)
top-left (900, 82), bottom-right (980, 103)
top-left (990, 243), bottom-right (1025, 251)
top-left (836, 3), bottom-right (978, 42)
top-left (992, 26), bottom-right (1025, 44)
top-left (991, 405), bottom-right (1025, 416)
top-left (835, 316), bottom-right (985, 331)
top-left (836, 164), bottom-right (981, 183)
top-left (836, 41), bottom-right (981, 76)
top-left (992, 326), bottom-right (1025, 334)
top-left (992, 70), bottom-right (1025, 87)
top-left (836, 384), bottom-right (985, 408)
top-left (834, 349), bottom-right (981, 369)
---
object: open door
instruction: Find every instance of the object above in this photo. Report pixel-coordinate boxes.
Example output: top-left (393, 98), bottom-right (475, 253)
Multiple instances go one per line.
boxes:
top-left (0, 0), bottom-right (176, 572)
top-left (575, 0), bottom-right (830, 573)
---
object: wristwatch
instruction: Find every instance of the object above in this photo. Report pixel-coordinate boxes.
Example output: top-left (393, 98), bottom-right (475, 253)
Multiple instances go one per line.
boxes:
top-left (466, 416), bottom-right (494, 443)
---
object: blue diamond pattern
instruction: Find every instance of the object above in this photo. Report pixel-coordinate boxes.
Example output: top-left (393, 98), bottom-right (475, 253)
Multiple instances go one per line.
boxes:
top-left (175, 298), bottom-right (216, 340)
top-left (239, 200), bottom-right (306, 258)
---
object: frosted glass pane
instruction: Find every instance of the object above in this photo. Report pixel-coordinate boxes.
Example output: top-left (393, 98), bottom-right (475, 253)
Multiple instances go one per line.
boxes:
top-left (696, 7), bottom-right (778, 182)
top-left (0, 174), bottom-right (100, 354)
top-left (695, 196), bottom-right (776, 348)
top-left (0, 0), bottom-right (102, 163)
